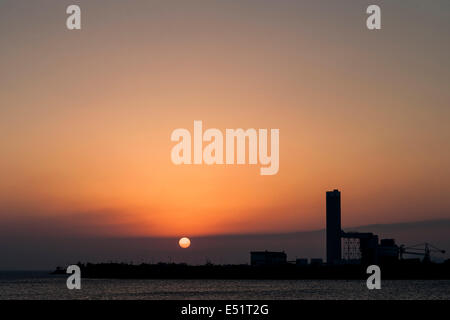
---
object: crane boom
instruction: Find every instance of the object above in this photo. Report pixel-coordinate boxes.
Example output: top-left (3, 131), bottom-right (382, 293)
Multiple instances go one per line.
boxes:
top-left (399, 243), bottom-right (445, 262)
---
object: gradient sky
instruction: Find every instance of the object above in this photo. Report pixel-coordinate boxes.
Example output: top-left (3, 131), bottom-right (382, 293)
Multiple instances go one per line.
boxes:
top-left (1, 0), bottom-right (450, 244)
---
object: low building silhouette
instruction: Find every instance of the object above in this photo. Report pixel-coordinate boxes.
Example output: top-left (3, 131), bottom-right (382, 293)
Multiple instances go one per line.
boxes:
top-left (250, 251), bottom-right (287, 266)
top-left (296, 258), bottom-right (308, 266)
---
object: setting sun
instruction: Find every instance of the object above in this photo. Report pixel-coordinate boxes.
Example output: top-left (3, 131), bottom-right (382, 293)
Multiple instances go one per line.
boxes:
top-left (178, 237), bottom-right (191, 249)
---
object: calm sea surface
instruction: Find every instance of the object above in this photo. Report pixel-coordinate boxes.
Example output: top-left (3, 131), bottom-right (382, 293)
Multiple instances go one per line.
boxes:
top-left (0, 271), bottom-right (449, 300)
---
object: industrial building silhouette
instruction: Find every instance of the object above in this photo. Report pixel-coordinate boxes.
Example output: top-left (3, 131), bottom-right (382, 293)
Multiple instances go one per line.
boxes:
top-left (328, 189), bottom-right (403, 265)
top-left (326, 189), bottom-right (342, 264)
top-left (250, 189), bottom-right (444, 266)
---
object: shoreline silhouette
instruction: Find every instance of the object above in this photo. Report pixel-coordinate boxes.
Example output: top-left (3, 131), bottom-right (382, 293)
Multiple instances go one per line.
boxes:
top-left (53, 260), bottom-right (450, 280)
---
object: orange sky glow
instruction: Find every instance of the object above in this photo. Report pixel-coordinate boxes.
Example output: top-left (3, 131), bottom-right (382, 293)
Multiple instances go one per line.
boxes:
top-left (1, 1), bottom-right (449, 238)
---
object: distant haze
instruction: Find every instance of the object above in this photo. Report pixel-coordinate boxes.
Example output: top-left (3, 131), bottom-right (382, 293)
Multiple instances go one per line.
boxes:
top-left (1, 219), bottom-right (449, 270)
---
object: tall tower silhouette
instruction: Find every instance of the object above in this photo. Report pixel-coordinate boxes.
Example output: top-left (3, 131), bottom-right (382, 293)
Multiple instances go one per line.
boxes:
top-left (326, 189), bottom-right (342, 264)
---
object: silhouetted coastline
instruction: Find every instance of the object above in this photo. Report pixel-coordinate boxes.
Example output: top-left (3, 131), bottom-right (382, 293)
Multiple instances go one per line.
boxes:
top-left (53, 260), bottom-right (450, 280)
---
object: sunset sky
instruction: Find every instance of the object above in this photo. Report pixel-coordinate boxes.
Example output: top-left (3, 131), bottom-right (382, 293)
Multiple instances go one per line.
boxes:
top-left (1, 0), bottom-right (450, 248)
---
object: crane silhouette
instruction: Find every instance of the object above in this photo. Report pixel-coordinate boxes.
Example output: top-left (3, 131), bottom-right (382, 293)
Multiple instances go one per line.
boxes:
top-left (399, 243), bottom-right (446, 263)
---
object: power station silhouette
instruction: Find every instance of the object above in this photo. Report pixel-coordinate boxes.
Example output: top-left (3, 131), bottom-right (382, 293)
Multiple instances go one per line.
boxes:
top-left (251, 189), bottom-right (445, 266)
top-left (326, 189), bottom-right (445, 265)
